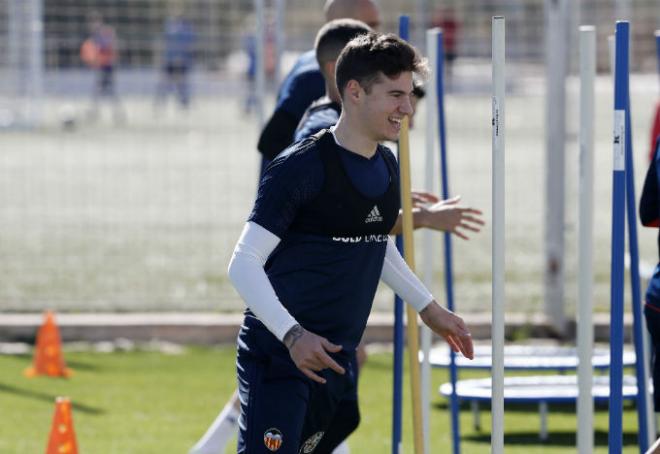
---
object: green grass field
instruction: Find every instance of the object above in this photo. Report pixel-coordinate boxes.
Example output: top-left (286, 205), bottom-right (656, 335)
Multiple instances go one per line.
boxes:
top-left (0, 345), bottom-right (644, 453)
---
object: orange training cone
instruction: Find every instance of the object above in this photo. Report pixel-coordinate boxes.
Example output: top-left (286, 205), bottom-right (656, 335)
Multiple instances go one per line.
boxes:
top-left (24, 311), bottom-right (72, 378)
top-left (46, 397), bottom-right (79, 454)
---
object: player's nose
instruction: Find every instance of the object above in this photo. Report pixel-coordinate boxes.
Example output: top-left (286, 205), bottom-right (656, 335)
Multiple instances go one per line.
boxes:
top-left (399, 96), bottom-right (413, 116)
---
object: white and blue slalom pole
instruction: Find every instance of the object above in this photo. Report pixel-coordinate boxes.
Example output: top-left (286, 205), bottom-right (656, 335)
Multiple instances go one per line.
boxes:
top-left (421, 28), bottom-right (437, 454)
top-left (491, 16), bottom-right (506, 454)
top-left (432, 27), bottom-right (461, 454)
top-left (609, 20), bottom-right (629, 454)
top-left (391, 15), bottom-right (408, 454)
top-left (577, 24), bottom-right (595, 454)
top-left (624, 41), bottom-right (654, 453)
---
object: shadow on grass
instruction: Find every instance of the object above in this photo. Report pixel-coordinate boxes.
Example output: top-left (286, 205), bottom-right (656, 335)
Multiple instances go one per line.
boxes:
top-left (63, 360), bottom-right (102, 372)
top-left (0, 383), bottom-right (105, 415)
top-left (2, 352), bottom-right (100, 372)
top-left (463, 430), bottom-right (638, 447)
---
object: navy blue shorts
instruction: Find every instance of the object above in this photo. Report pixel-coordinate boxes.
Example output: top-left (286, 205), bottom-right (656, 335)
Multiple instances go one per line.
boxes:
top-left (236, 320), bottom-right (358, 454)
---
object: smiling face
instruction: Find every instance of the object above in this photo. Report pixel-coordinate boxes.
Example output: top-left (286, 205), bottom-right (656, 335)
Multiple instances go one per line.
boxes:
top-left (356, 71), bottom-right (414, 142)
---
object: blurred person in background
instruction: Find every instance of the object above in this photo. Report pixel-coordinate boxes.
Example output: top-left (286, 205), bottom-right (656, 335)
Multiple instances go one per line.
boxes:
top-left (650, 101), bottom-right (660, 163)
top-left (431, 7), bottom-right (459, 89)
top-left (80, 11), bottom-right (125, 123)
top-left (243, 11), bottom-right (278, 115)
top-left (255, 0), bottom-right (381, 176)
top-left (154, 6), bottom-right (196, 111)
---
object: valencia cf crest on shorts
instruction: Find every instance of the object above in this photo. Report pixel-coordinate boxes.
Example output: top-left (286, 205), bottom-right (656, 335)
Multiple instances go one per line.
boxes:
top-left (264, 428), bottom-right (283, 451)
top-left (299, 431), bottom-right (324, 453)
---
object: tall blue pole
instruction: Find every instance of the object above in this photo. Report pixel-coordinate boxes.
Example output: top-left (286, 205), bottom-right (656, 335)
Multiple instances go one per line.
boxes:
top-left (391, 15), bottom-right (409, 454)
top-left (626, 86), bottom-right (651, 453)
top-left (610, 20), bottom-right (629, 454)
top-left (435, 29), bottom-right (460, 454)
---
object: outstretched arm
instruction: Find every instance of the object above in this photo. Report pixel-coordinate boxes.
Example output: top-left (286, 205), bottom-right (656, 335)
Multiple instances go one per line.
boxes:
top-left (390, 194), bottom-right (485, 239)
top-left (380, 237), bottom-right (474, 359)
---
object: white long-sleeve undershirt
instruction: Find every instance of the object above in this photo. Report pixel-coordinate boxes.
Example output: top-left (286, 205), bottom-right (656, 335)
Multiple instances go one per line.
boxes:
top-left (380, 237), bottom-right (434, 312)
top-left (227, 222), bottom-right (434, 342)
top-left (227, 222), bottom-right (297, 341)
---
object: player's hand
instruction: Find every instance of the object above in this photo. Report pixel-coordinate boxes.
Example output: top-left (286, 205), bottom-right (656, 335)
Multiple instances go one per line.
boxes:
top-left (411, 190), bottom-right (440, 207)
top-left (283, 324), bottom-right (345, 384)
top-left (420, 301), bottom-right (474, 360)
top-left (418, 195), bottom-right (485, 240)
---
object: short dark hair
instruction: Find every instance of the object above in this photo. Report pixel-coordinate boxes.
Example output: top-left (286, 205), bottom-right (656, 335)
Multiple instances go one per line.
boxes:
top-left (315, 19), bottom-right (371, 66)
top-left (335, 32), bottom-right (427, 96)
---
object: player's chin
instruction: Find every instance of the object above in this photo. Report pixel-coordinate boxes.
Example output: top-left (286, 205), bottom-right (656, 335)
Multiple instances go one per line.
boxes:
top-left (380, 129), bottom-right (400, 142)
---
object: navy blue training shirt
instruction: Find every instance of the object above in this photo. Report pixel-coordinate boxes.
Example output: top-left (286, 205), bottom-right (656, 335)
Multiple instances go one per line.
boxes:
top-left (641, 138), bottom-right (660, 307)
top-left (276, 50), bottom-right (325, 121)
top-left (247, 131), bottom-right (400, 350)
top-left (294, 99), bottom-right (389, 198)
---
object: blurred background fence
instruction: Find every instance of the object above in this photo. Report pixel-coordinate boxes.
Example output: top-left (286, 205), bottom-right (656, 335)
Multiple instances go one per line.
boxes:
top-left (0, 0), bottom-right (658, 315)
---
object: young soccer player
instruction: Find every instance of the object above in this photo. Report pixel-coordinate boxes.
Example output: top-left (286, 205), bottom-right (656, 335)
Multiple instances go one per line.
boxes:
top-left (229, 32), bottom-right (473, 454)
top-left (189, 21), bottom-right (483, 454)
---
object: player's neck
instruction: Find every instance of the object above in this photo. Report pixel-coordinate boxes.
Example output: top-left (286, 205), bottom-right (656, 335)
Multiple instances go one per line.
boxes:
top-left (333, 114), bottom-right (378, 159)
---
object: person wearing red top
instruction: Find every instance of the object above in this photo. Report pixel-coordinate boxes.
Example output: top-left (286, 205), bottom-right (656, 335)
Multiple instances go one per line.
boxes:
top-left (80, 12), bottom-right (125, 123)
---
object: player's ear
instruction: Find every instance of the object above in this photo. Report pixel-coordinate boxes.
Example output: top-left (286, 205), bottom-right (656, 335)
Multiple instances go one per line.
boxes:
top-left (344, 79), bottom-right (362, 103)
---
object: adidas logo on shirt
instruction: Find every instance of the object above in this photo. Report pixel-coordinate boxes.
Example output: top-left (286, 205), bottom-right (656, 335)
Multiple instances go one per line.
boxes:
top-left (365, 205), bottom-right (383, 223)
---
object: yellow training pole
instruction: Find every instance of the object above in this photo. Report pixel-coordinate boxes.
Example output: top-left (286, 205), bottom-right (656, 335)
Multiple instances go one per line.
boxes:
top-left (398, 115), bottom-right (425, 454)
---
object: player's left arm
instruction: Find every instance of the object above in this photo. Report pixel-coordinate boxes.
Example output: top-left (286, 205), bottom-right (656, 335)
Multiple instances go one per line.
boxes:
top-left (380, 237), bottom-right (474, 359)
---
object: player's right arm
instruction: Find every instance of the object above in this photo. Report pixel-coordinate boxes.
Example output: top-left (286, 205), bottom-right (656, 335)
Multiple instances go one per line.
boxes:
top-left (257, 109), bottom-right (300, 161)
top-left (227, 147), bottom-right (345, 383)
top-left (227, 223), bottom-right (345, 383)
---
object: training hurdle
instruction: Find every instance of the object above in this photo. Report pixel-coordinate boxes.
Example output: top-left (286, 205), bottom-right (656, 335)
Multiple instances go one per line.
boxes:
top-left (439, 375), bottom-right (646, 442)
top-left (427, 344), bottom-right (636, 371)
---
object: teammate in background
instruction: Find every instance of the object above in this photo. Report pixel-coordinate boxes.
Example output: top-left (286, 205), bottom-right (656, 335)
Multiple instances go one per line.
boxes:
top-left (228, 31), bottom-right (473, 454)
top-left (188, 21), bottom-right (483, 454)
top-left (243, 12), bottom-right (277, 115)
top-left (650, 101), bottom-right (660, 163)
top-left (80, 12), bottom-right (125, 123)
top-left (154, 7), bottom-right (195, 110)
top-left (431, 7), bottom-right (459, 89)
top-left (256, 0), bottom-right (381, 176)
top-left (640, 137), bottom-right (660, 414)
